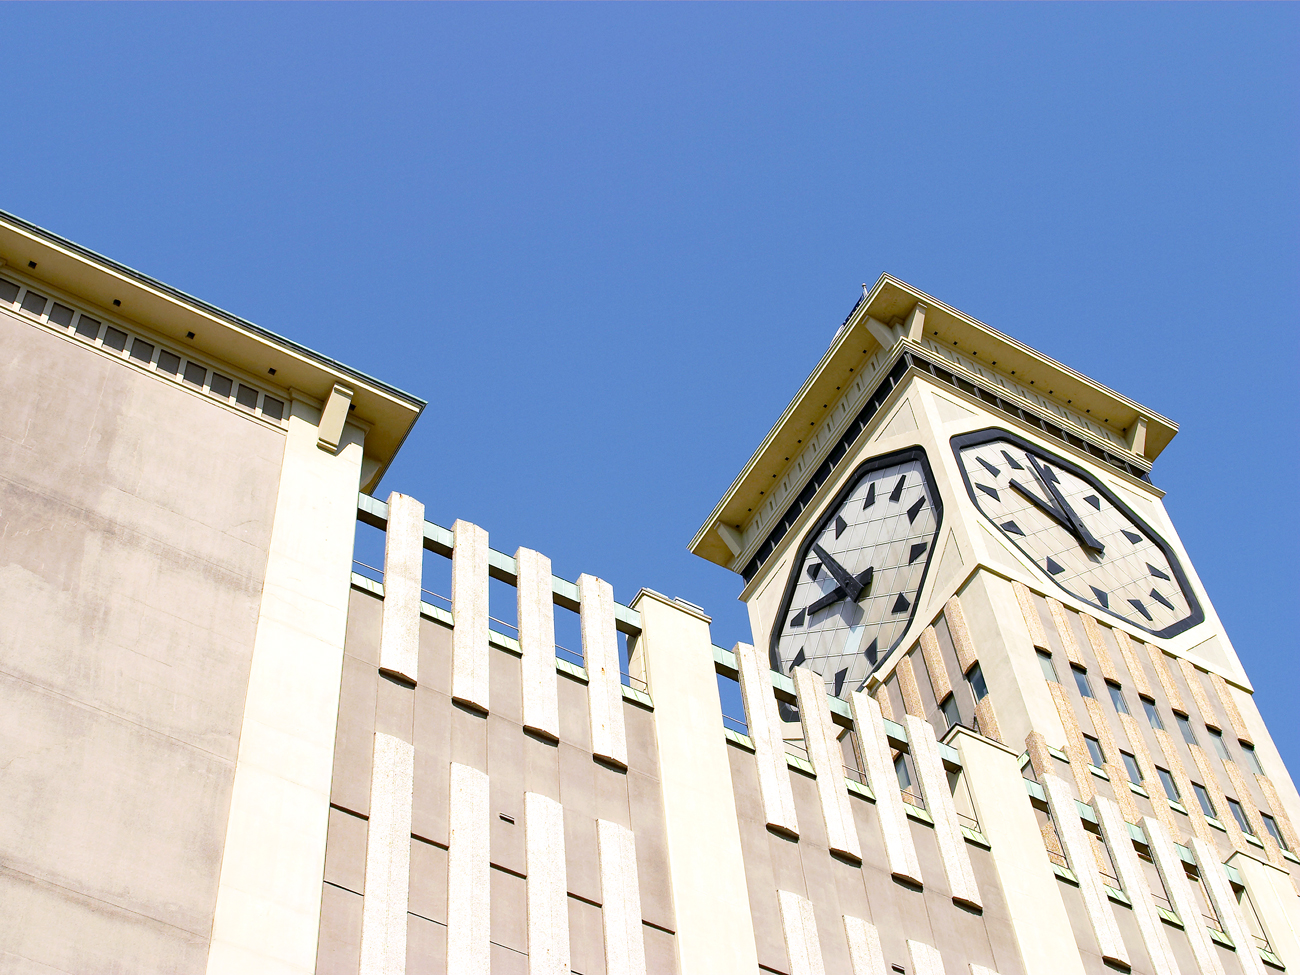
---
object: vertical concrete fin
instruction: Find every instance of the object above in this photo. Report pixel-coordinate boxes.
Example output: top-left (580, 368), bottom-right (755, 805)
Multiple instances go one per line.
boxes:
top-left (316, 382), bottom-right (354, 453)
top-left (905, 714), bottom-right (981, 909)
top-left (906, 939), bottom-right (944, 975)
top-left (597, 818), bottom-right (647, 975)
top-left (735, 641), bottom-right (799, 836)
top-left (777, 890), bottom-right (827, 975)
top-left (1192, 838), bottom-right (1267, 975)
top-left (358, 732), bottom-right (415, 975)
top-left (517, 547), bottom-right (559, 740)
top-left (843, 915), bottom-right (885, 975)
top-left (1041, 774), bottom-right (1127, 966)
top-left (447, 762), bottom-right (490, 975)
top-left (525, 791), bottom-right (571, 975)
top-left (451, 520), bottom-right (490, 711)
top-left (1094, 796), bottom-right (1179, 975)
top-left (849, 690), bottom-right (920, 885)
top-left (794, 666), bottom-right (861, 861)
top-left (378, 492), bottom-right (423, 683)
top-left (580, 574), bottom-right (627, 768)
top-left (1144, 817), bottom-right (1225, 975)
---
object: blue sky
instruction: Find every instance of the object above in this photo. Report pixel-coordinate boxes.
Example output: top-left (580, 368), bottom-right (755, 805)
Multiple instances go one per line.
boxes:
top-left (2, 4), bottom-right (1296, 762)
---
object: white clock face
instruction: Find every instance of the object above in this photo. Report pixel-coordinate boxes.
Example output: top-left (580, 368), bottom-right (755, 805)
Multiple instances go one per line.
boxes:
top-left (953, 430), bottom-right (1203, 638)
top-left (770, 449), bottom-right (941, 698)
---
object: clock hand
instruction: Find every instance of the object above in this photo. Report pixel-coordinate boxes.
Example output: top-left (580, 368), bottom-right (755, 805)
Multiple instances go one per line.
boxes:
top-left (1008, 478), bottom-right (1072, 528)
top-left (805, 566), bottom-right (874, 615)
top-left (812, 543), bottom-right (864, 602)
top-left (1028, 456), bottom-right (1105, 555)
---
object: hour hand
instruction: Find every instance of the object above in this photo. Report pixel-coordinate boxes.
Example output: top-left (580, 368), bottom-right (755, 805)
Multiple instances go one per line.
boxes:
top-left (812, 543), bottom-right (864, 602)
top-left (806, 565), bottom-right (874, 615)
top-left (1028, 456), bottom-right (1105, 555)
top-left (1009, 478), bottom-right (1070, 526)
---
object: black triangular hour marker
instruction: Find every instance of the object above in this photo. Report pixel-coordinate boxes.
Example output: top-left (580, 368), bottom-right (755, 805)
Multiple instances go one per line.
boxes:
top-left (1127, 599), bottom-right (1153, 621)
top-left (908, 542), bottom-right (928, 564)
top-left (1001, 520), bottom-right (1024, 536)
top-left (977, 456), bottom-right (1001, 477)
top-left (835, 515), bottom-right (847, 538)
top-left (833, 667), bottom-right (848, 697)
top-left (1090, 586), bottom-right (1109, 609)
top-left (1122, 530), bottom-right (1142, 544)
top-left (976, 483), bottom-right (1000, 501)
top-left (807, 563), bottom-right (822, 582)
top-left (791, 648), bottom-right (806, 669)
top-left (891, 592), bottom-right (911, 614)
top-left (863, 482), bottom-right (876, 509)
top-left (906, 496), bottom-right (925, 524)
top-left (1147, 563), bottom-right (1170, 581)
top-left (890, 476), bottom-right (906, 503)
top-left (1001, 450), bottom-right (1024, 470)
top-left (790, 608), bottom-right (806, 628)
top-left (1150, 589), bottom-right (1175, 611)
top-left (1085, 495), bottom-right (1100, 509)
top-left (864, 637), bottom-right (879, 666)
top-left (1046, 557), bottom-right (1065, 575)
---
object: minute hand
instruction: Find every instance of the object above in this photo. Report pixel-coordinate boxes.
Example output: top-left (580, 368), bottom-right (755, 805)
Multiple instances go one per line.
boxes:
top-left (1029, 457), bottom-right (1105, 554)
top-left (812, 543), bottom-right (864, 602)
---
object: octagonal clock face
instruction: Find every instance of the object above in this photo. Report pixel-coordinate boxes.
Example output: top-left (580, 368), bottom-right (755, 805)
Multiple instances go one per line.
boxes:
top-left (770, 448), bottom-right (942, 698)
top-left (952, 429), bottom-right (1203, 638)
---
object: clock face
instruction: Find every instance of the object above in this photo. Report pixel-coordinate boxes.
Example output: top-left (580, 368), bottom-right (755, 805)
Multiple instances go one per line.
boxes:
top-left (770, 448), bottom-right (942, 698)
top-left (952, 429), bottom-right (1203, 638)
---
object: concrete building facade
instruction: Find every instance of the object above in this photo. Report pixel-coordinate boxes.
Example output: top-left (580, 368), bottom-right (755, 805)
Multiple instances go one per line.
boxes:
top-left (0, 212), bottom-right (1296, 975)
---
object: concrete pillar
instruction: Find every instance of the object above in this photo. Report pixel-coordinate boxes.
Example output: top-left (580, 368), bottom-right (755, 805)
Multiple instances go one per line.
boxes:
top-left (597, 818), bottom-right (647, 975)
top-left (950, 729), bottom-right (1086, 975)
top-left (843, 915), bottom-right (885, 975)
top-left (205, 396), bottom-right (365, 975)
top-left (447, 762), bottom-right (490, 975)
top-left (451, 521), bottom-right (490, 711)
top-left (516, 547), bottom-right (560, 740)
top-left (907, 938), bottom-right (943, 975)
top-left (358, 732), bottom-right (415, 975)
top-left (525, 791), bottom-right (570, 975)
top-left (1094, 795), bottom-right (1178, 975)
top-left (794, 666), bottom-right (861, 861)
top-left (627, 590), bottom-right (758, 975)
top-left (580, 574), bottom-right (627, 768)
top-left (1192, 838), bottom-right (1265, 975)
top-left (907, 714), bottom-right (981, 909)
top-left (849, 690), bottom-right (920, 885)
top-left (736, 640), bottom-right (799, 836)
top-left (1144, 817), bottom-right (1225, 975)
top-left (378, 493), bottom-right (423, 683)
top-left (777, 890), bottom-right (826, 975)
top-left (1228, 849), bottom-right (1300, 972)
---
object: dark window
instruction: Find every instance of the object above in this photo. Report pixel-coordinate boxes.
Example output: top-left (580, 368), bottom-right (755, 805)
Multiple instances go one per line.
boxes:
top-left (1207, 727), bottom-right (1232, 762)
top-left (939, 694), bottom-right (960, 730)
top-left (129, 339), bottom-right (153, 363)
top-left (894, 753), bottom-right (913, 792)
top-left (235, 384), bottom-right (259, 410)
top-left (1176, 713), bottom-right (1197, 746)
top-left (1108, 683), bottom-right (1130, 715)
top-left (1143, 697), bottom-right (1165, 731)
top-left (20, 290), bottom-right (47, 316)
top-left (1072, 665), bottom-right (1094, 699)
top-left (102, 327), bottom-right (128, 351)
top-left (1242, 744), bottom-right (1264, 776)
top-left (1084, 736), bottom-right (1105, 767)
top-left (1157, 767), bottom-right (1180, 801)
top-left (967, 663), bottom-right (988, 702)
top-left (1262, 814), bottom-right (1288, 851)
top-left (1226, 798), bottom-right (1253, 835)
top-left (48, 303), bottom-right (74, 327)
top-left (157, 350), bottom-right (182, 375)
top-left (1038, 651), bottom-right (1059, 683)
top-left (75, 315), bottom-right (100, 339)
top-left (262, 396), bottom-right (285, 421)
top-left (1121, 751), bottom-right (1143, 783)
top-left (1191, 782), bottom-right (1216, 818)
top-left (210, 373), bottom-right (233, 398)
top-left (183, 361), bottom-right (206, 386)
top-left (0, 279), bottom-right (18, 303)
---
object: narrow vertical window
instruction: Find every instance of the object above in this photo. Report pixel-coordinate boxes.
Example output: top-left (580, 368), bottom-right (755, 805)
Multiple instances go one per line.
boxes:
top-left (1142, 697), bottom-right (1165, 731)
top-left (1242, 743), bottom-right (1265, 776)
top-left (1072, 665), bottom-right (1094, 699)
top-left (1084, 735), bottom-right (1105, 768)
top-left (1121, 751), bottom-right (1143, 783)
top-left (939, 693), bottom-right (960, 730)
top-left (1207, 727), bottom-right (1232, 762)
top-left (1191, 782), bottom-right (1216, 819)
top-left (1107, 683), bottom-right (1130, 715)
top-left (1176, 713), bottom-right (1198, 746)
top-left (1038, 650), bottom-right (1059, 683)
top-left (1156, 767), bottom-right (1180, 801)
top-left (895, 753), bottom-right (913, 793)
top-left (1226, 798), bottom-right (1253, 835)
top-left (1262, 814), bottom-right (1288, 851)
top-left (967, 663), bottom-right (988, 702)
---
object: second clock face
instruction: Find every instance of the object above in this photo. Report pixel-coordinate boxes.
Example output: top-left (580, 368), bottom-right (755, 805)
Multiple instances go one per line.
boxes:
top-left (770, 448), bottom-right (942, 698)
top-left (952, 429), bottom-right (1203, 638)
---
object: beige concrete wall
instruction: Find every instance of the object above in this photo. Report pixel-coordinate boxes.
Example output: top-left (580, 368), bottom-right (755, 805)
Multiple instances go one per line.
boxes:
top-left (0, 312), bottom-right (285, 973)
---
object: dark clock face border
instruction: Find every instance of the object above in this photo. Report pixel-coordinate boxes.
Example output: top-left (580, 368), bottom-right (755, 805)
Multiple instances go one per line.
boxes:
top-left (950, 427), bottom-right (1204, 639)
top-left (768, 445), bottom-right (944, 681)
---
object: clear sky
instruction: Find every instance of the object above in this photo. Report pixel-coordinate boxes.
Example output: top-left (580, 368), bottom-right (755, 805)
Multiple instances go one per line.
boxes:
top-left (2, 4), bottom-right (1296, 762)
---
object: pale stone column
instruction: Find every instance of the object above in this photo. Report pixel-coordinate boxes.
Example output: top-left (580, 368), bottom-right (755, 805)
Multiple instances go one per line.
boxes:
top-left (950, 729), bottom-right (1086, 975)
top-left (843, 915), bottom-right (885, 975)
top-left (597, 818), bottom-right (647, 975)
top-left (1144, 816), bottom-right (1225, 975)
top-left (627, 591), bottom-right (758, 975)
top-left (906, 714), bottom-right (981, 909)
top-left (205, 397), bottom-right (365, 975)
top-left (516, 547), bottom-right (560, 740)
top-left (794, 666), bottom-right (861, 861)
top-left (1191, 838), bottom-right (1265, 975)
top-left (525, 791), bottom-right (570, 975)
top-left (358, 733), bottom-right (415, 975)
top-left (736, 640), bottom-right (799, 837)
top-left (848, 690), bottom-right (919, 885)
top-left (378, 492), bottom-right (424, 683)
top-left (906, 939), bottom-right (944, 975)
top-left (1094, 796), bottom-right (1178, 975)
top-left (1228, 849), bottom-right (1300, 972)
top-left (447, 762), bottom-right (490, 975)
top-left (777, 890), bottom-right (826, 975)
top-left (1041, 774), bottom-right (1126, 967)
top-left (451, 520), bottom-right (490, 711)
top-left (580, 574), bottom-right (627, 768)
